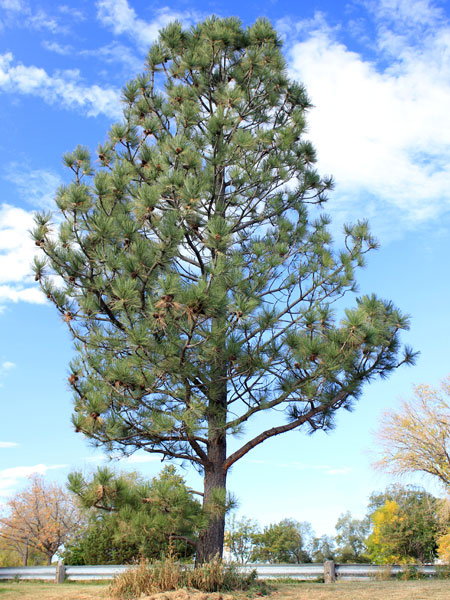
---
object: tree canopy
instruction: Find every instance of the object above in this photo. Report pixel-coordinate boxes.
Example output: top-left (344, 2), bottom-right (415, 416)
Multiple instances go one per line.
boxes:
top-left (225, 515), bottom-right (259, 564)
top-left (33, 16), bottom-right (415, 560)
top-left (251, 519), bottom-right (313, 563)
top-left (0, 476), bottom-right (82, 565)
top-left (374, 377), bottom-right (450, 488)
top-left (366, 486), bottom-right (441, 564)
top-left (334, 511), bottom-right (369, 563)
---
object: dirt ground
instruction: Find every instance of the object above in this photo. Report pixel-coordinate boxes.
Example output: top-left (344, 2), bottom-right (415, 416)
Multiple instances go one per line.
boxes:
top-left (0, 580), bottom-right (449, 600)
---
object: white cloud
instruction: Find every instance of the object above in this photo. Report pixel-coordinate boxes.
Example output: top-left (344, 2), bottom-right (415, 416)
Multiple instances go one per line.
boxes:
top-left (0, 203), bottom-right (36, 284)
top-left (0, 463), bottom-right (67, 497)
top-left (0, 285), bottom-right (45, 305)
top-left (0, 442), bottom-right (18, 448)
top-left (0, 165), bottom-right (68, 309)
top-left (1, 361), bottom-right (15, 371)
top-left (96, 0), bottom-right (196, 50)
top-left (0, 203), bottom-right (45, 307)
top-left (285, 0), bottom-right (450, 236)
top-left (0, 52), bottom-right (121, 119)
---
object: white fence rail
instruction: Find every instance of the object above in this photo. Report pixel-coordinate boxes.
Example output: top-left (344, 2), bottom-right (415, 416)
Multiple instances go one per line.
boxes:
top-left (0, 566), bottom-right (55, 581)
top-left (0, 562), bottom-right (445, 583)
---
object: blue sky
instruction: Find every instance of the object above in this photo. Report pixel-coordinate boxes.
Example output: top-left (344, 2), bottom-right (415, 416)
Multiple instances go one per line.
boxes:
top-left (0, 0), bottom-right (450, 538)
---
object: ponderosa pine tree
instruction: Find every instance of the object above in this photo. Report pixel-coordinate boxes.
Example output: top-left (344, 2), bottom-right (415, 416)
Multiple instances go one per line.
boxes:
top-left (32, 17), bottom-right (416, 562)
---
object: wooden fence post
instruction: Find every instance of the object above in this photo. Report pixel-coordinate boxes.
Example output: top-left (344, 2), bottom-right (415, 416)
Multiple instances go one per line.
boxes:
top-left (324, 560), bottom-right (336, 583)
top-left (55, 560), bottom-right (65, 584)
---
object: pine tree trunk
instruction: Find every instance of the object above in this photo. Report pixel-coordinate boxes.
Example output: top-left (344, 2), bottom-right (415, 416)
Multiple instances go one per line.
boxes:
top-left (196, 304), bottom-right (229, 564)
top-left (196, 438), bottom-right (227, 564)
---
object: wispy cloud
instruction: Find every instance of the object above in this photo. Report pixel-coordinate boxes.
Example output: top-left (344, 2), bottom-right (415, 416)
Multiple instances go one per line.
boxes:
top-left (283, 0), bottom-right (450, 238)
top-left (96, 0), bottom-right (198, 50)
top-left (0, 0), bottom-right (63, 33)
top-left (79, 42), bottom-right (143, 73)
top-left (124, 454), bottom-right (160, 464)
top-left (42, 40), bottom-right (73, 56)
top-left (247, 458), bottom-right (352, 476)
top-left (0, 361), bottom-right (16, 381)
top-left (0, 442), bottom-right (18, 448)
top-left (0, 0), bottom-right (24, 10)
top-left (58, 5), bottom-right (86, 22)
top-left (0, 463), bottom-right (67, 497)
top-left (85, 452), bottom-right (160, 465)
top-left (0, 53), bottom-right (121, 119)
top-left (1, 361), bottom-right (15, 371)
top-left (4, 165), bottom-right (61, 210)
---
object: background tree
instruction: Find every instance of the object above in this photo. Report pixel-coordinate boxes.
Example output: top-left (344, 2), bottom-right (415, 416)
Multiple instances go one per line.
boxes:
top-left (0, 536), bottom-right (47, 567)
top-left (374, 377), bottom-right (450, 487)
top-left (251, 519), bottom-right (313, 563)
top-left (33, 16), bottom-right (415, 561)
top-left (309, 535), bottom-right (335, 563)
top-left (366, 485), bottom-right (440, 564)
top-left (225, 515), bottom-right (259, 564)
top-left (66, 465), bottom-right (202, 563)
top-left (437, 532), bottom-right (450, 564)
top-left (435, 498), bottom-right (450, 564)
top-left (334, 511), bottom-right (369, 563)
top-left (0, 476), bottom-right (82, 565)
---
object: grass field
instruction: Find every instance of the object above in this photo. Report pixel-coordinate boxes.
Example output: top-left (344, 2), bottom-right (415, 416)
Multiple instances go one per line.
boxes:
top-left (0, 580), bottom-right (449, 600)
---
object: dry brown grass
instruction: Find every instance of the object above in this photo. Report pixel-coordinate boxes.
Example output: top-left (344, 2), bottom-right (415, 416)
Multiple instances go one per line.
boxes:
top-left (0, 579), bottom-right (449, 600)
top-left (109, 556), bottom-right (256, 598)
top-left (0, 581), bottom-right (109, 600)
top-left (269, 580), bottom-right (450, 600)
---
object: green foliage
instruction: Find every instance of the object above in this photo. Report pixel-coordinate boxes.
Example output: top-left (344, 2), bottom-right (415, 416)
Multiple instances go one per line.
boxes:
top-left (366, 486), bottom-right (441, 564)
top-left (65, 466), bottom-right (201, 564)
top-left (0, 541), bottom-right (47, 567)
top-left (34, 16), bottom-right (415, 559)
top-left (334, 511), bottom-right (370, 563)
top-left (225, 515), bottom-right (259, 564)
top-left (62, 516), bottom-right (141, 565)
top-left (251, 519), bottom-right (313, 563)
top-left (310, 535), bottom-right (336, 563)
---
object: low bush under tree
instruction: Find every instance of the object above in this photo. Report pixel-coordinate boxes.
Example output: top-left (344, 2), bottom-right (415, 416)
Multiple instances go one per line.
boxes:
top-left (65, 465), bottom-right (202, 564)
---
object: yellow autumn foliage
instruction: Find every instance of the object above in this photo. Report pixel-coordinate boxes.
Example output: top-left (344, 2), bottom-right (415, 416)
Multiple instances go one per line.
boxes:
top-left (367, 500), bottom-right (411, 564)
top-left (374, 377), bottom-right (450, 488)
top-left (0, 475), bottom-right (84, 565)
